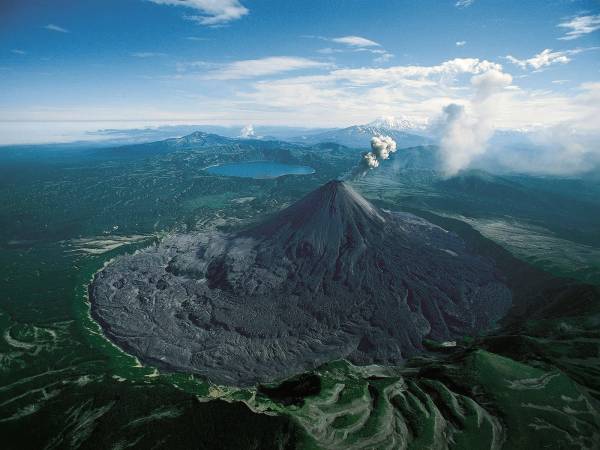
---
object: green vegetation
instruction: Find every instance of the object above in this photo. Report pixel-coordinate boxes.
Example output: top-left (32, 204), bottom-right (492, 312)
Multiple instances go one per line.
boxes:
top-left (1, 139), bottom-right (599, 448)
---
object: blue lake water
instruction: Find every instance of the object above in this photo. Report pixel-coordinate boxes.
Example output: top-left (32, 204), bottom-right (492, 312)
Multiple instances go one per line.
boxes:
top-left (205, 161), bottom-right (315, 179)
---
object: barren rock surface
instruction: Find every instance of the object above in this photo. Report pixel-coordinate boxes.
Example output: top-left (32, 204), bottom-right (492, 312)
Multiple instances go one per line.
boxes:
top-left (90, 181), bottom-right (511, 386)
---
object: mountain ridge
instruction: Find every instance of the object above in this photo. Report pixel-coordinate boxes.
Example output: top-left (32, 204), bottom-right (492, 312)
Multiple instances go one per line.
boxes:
top-left (90, 180), bottom-right (512, 385)
top-left (291, 123), bottom-right (430, 149)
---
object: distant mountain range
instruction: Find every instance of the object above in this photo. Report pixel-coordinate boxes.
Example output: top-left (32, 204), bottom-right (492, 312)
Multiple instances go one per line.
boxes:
top-left (367, 115), bottom-right (425, 131)
top-left (84, 116), bottom-right (430, 150)
top-left (290, 116), bottom-right (431, 149)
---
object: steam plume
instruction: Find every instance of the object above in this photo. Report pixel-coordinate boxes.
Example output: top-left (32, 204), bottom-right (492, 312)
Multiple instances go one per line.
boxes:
top-left (370, 135), bottom-right (397, 159)
top-left (351, 135), bottom-right (397, 177)
top-left (438, 69), bottom-right (512, 176)
top-left (239, 124), bottom-right (256, 138)
top-left (362, 152), bottom-right (379, 169)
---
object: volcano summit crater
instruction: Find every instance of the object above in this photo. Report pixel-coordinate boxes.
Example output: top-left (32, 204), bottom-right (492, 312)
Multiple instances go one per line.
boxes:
top-left (90, 181), bottom-right (511, 385)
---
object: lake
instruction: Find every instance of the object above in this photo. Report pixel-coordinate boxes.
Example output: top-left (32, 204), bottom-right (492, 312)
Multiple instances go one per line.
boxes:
top-left (205, 161), bottom-right (315, 178)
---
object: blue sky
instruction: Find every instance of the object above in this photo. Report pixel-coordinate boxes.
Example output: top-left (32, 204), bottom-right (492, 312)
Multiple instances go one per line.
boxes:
top-left (1, 0), bottom-right (599, 143)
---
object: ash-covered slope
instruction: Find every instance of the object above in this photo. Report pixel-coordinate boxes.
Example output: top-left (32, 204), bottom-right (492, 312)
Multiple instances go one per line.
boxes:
top-left (90, 181), bottom-right (511, 386)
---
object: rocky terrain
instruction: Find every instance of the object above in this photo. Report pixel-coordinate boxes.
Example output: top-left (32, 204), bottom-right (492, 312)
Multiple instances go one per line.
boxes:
top-left (90, 181), bottom-right (511, 386)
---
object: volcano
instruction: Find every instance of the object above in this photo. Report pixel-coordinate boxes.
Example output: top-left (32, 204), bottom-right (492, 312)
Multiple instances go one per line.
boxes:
top-left (90, 181), bottom-right (511, 386)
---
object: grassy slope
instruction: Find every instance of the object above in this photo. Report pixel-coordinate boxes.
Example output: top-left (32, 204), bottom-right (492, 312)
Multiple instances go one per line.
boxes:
top-left (245, 211), bottom-right (600, 449)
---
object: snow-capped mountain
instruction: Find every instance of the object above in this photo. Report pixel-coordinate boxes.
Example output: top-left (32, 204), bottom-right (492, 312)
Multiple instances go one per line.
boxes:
top-left (367, 115), bottom-right (425, 131)
top-left (292, 116), bottom-right (431, 149)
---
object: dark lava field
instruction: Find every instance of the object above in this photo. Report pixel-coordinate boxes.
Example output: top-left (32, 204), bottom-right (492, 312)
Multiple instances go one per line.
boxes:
top-left (90, 181), bottom-right (511, 385)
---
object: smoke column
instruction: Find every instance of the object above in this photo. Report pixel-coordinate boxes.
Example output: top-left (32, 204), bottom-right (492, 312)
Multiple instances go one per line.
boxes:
top-left (350, 135), bottom-right (398, 178)
top-left (239, 124), bottom-right (256, 138)
top-left (438, 69), bottom-right (512, 176)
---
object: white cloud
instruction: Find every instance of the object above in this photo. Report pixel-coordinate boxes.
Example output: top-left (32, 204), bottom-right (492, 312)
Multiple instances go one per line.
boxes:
top-left (515, 125), bottom-right (600, 175)
top-left (239, 124), bottom-right (256, 138)
top-left (373, 52), bottom-right (394, 64)
top-left (329, 58), bottom-right (502, 85)
top-left (317, 47), bottom-right (340, 55)
top-left (478, 82), bottom-right (600, 175)
top-left (147, 0), bottom-right (248, 25)
top-left (11, 49), bottom-right (27, 55)
top-left (506, 48), bottom-right (581, 70)
top-left (331, 36), bottom-right (381, 48)
top-left (44, 24), bottom-right (69, 33)
top-left (558, 14), bottom-right (600, 40)
top-left (223, 58), bottom-right (509, 129)
top-left (131, 52), bottom-right (167, 58)
top-left (309, 35), bottom-right (392, 63)
top-left (201, 56), bottom-right (329, 80)
top-left (432, 79), bottom-right (600, 176)
top-left (17, 55), bottom-right (591, 132)
top-left (8, 54), bottom-right (598, 165)
top-left (225, 54), bottom-right (600, 129)
top-left (470, 69), bottom-right (512, 100)
top-left (455, 0), bottom-right (475, 8)
top-left (456, 41), bottom-right (467, 47)
top-left (176, 60), bottom-right (218, 72)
